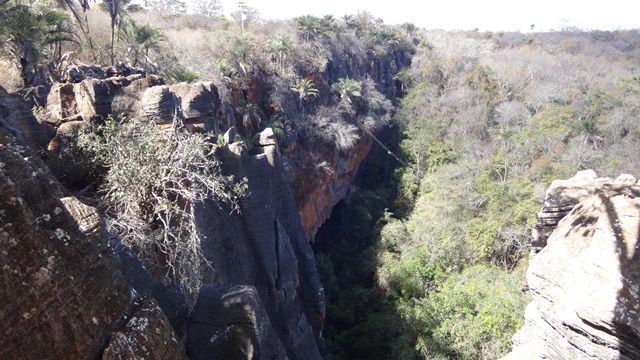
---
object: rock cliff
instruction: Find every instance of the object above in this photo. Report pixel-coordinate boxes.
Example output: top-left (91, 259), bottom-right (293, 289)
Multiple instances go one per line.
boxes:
top-left (505, 170), bottom-right (640, 360)
top-left (0, 38), bottom-right (411, 358)
top-left (0, 94), bottom-right (185, 359)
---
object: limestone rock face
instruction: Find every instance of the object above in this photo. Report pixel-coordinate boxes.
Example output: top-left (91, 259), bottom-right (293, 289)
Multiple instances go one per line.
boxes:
top-left (505, 171), bottom-right (640, 360)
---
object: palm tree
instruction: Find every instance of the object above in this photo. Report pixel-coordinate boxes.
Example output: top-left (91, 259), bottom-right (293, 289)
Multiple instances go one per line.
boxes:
top-left (0, 2), bottom-right (77, 85)
top-left (291, 78), bottom-right (319, 113)
top-left (241, 103), bottom-right (262, 141)
top-left (103, 0), bottom-right (122, 66)
top-left (122, 20), bottom-right (166, 66)
top-left (268, 34), bottom-right (293, 74)
top-left (332, 77), bottom-right (362, 104)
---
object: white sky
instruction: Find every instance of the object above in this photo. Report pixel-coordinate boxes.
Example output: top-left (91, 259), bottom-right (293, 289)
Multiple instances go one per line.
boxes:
top-left (209, 0), bottom-right (640, 32)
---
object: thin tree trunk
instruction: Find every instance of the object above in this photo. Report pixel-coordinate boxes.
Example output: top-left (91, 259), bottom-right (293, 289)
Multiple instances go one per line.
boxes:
top-left (111, 22), bottom-right (115, 66)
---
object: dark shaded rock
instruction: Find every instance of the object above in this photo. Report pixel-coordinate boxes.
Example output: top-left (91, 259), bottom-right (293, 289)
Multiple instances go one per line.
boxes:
top-left (505, 171), bottom-right (640, 360)
top-left (103, 297), bottom-right (187, 360)
top-left (0, 94), bottom-right (185, 360)
top-left (138, 85), bottom-right (181, 125)
top-left (170, 82), bottom-right (221, 134)
top-left (193, 140), bottom-right (325, 359)
top-left (0, 93), bottom-right (55, 152)
top-left (0, 143), bottom-right (131, 359)
top-left (187, 285), bottom-right (288, 360)
top-left (45, 120), bottom-right (95, 189)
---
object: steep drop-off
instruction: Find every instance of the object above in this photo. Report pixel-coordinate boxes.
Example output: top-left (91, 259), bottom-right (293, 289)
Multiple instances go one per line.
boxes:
top-left (0, 40), bottom-right (412, 358)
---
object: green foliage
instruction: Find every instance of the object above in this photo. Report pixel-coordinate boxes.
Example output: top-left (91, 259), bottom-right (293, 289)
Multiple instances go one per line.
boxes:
top-left (291, 78), bottom-right (320, 111)
top-left (0, 3), bottom-right (76, 84)
top-left (77, 117), bottom-right (247, 301)
top-left (404, 264), bottom-right (528, 359)
top-left (266, 116), bottom-right (286, 143)
top-left (120, 19), bottom-right (166, 66)
top-left (173, 66), bottom-right (200, 83)
top-left (332, 77), bottom-right (362, 103)
top-left (241, 102), bottom-right (262, 140)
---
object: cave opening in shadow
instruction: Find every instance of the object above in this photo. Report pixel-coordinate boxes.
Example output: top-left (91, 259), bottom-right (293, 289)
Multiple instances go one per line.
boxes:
top-left (312, 125), bottom-right (410, 360)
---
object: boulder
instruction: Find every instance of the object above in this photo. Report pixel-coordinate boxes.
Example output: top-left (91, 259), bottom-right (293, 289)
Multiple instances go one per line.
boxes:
top-left (111, 75), bottom-right (165, 116)
top-left (170, 82), bottom-right (221, 133)
top-left (103, 297), bottom-right (187, 360)
top-left (254, 127), bottom-right (278, 148)
top-left (187, 285), bottom-right (288, 360)
top-left (505, 171), bottom-right (640, 360)
top-left (138, 85), bottom-right (181, 125)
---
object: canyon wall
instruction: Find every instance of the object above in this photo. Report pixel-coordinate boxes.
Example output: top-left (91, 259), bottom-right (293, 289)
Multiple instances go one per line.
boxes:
top-left (0, 42), bottom-right (411, 358)
top-left (505, 170), bottom-right (640, 359)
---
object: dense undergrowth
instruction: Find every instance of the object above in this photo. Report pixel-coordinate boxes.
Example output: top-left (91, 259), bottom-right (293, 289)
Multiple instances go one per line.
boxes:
top-left (316, 29), bottom-right (640, 359)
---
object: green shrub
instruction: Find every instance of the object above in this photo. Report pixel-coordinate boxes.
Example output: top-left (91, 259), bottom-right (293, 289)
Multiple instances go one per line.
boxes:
top-left (173, 66), bottom-right (200, 83)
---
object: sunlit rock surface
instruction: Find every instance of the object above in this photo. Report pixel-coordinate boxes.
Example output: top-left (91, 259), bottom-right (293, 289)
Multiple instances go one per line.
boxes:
top-left (506, 171), bottom-right (640, 360)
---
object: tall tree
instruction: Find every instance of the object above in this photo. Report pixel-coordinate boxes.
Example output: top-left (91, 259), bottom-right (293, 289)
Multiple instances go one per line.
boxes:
top-left (103, 0), bottom-right (121, 66)
top-left (231, 1), bottom-right (258, 32)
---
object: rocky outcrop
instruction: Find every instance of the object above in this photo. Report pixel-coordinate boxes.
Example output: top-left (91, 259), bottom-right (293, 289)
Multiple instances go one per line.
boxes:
top-left (0, 86), bottom-right (184, 360)
top-left (187, 285), bottom-right (288, 360)
top-left (505, 171), bottom-right (640, 360)
top-left (103, 297), bottom-right (187, 360)
top-left (190, 135), bottom-right (326, 359)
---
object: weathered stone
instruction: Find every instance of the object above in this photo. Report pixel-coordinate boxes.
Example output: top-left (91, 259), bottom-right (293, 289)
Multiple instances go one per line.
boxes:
top-left (0, 96), bottom-right (186, 359)
top-left (193, 142), bottom-right (326, 359)
top-left (223, 126), bottom-right (236, 145)
top-left (0, 93), bottom-right (55, 152)
top-left (531, 169), bottom-right (609, 253)
top-left (187, 285), bottom-right (288, 360)
top-left (59, 196), bottom-right (104, 240)
top-left (74, 76), bottom-right (140, 123)
top-left (170, 81), bottom-right (221, 133)
top-left (0, 142), bottom-right (132, 359)
top-left (138, 85), bottom-right (181, 125)
top-left (111, 75), bottom-right (165, 116)
top-left (103, 297), bottom-right (187, 360)
top-left (505, 171), bottom-right (640, 360)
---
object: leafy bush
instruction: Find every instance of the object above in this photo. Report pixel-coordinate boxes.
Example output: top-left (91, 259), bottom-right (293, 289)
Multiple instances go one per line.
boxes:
top-left (403, 264), bottom-right (528, 359)
top-left (78, 117), bottom-right (247, 300)
top-left (173, 66), bottom-right (200, 82)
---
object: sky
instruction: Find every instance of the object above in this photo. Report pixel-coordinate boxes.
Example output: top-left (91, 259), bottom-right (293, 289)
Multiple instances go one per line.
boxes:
top-left (211, 0), bottom-right (640, 32)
